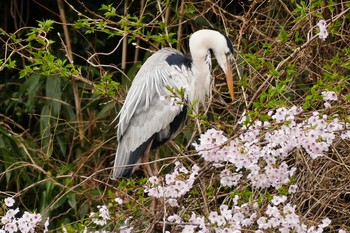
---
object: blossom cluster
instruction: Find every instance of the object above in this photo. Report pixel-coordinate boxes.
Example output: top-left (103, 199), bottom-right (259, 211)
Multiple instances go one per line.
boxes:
top-left (0, 197), bottom-right (48, 233)
top-left (194, 103), bottom-right (347, 190)
top-left (4, 92), bottom-right (349, 232)
top-left (256, 196), bottom-right (331, 233)
top-left (166, 194), bottom-right (336, 233)
top-left (80, 202), bottom-right (132, 233)
top-left (141, 91), bottom-right (350, 232)
top-left (89, 205), bottom-right (111, 226)
top-left (144, 161), bottom-right (200, 202)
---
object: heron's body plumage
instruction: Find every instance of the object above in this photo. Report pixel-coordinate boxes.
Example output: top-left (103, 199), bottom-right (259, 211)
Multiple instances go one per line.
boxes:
top-left (114, 48), bottom-right (195, 177)
top-left (112, 29), bottom-right (234, 179)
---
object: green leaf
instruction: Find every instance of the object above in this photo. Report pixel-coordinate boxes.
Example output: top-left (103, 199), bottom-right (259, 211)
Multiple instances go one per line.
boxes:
top-left (46, 76), bottom-right (62, 116)
top-left (67, 193), bottom-right (77, 210)
top-left (37, 19), bottom-right (55, 32)
top-left (278, 30), bottom-right (288, 42)
top-left (341, 62), bottom-right (350, 70)
top-left (270, 69), bottom-right (281, 76)
top-left (19, 65), bottom-right (34, 78)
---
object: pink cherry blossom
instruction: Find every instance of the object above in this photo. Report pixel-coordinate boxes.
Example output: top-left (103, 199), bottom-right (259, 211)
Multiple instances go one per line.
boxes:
top-left (321, 91), bottom-right (337, 101)
top-left (4, 197), bottom-right (15, 207)
top-left (317, 19), bottom-right (328, 41)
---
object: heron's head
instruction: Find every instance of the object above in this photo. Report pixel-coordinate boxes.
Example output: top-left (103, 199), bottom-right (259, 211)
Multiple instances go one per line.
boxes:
top-left (190, 29), bottom-right (234, 101)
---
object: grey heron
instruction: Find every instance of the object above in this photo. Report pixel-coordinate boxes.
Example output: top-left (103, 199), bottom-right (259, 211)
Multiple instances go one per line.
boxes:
top-left (112, 29), bottom-right (234, 179)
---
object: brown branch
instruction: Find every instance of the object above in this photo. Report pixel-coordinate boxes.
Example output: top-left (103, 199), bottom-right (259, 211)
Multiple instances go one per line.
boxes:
top-left (246, 8), bottom-right (350, 110)
top-left (57, 0), bottom-right (84, 146)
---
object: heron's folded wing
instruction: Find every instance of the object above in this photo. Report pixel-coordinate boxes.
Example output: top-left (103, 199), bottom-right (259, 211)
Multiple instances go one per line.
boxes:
top-left (112, 48), bottom-right (192, 178)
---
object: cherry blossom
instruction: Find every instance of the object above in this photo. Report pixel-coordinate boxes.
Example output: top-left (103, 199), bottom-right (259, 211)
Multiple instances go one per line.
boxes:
top-left (114, 197), bottom-right (123, 205)
top-left (44, 218), bottom-right (49, 233)
top-left (317, 19), bottom-right (328, 41)
top-left (0, 198), bottom-right (45, 233)
top-left (321, 91), bottom-right (337, 108)
top-left (144, 163), bottom-right (199, 200)
top-left (4, 222), bottom-right (17, 233)
top-left (90, 205), bottom-right (110, 226)
top-left (271, 195), bottom-right (287, 206)
top-left (288, 184), bottom-right (298, 194)
top-left (220, 169), bottom-right (242, 187)
top-left (167, 214), bottom-right (182, 224)
top-left (119, 227), bottom-right (133, 233)
top-left (4, 198), bottom-right (15, 208)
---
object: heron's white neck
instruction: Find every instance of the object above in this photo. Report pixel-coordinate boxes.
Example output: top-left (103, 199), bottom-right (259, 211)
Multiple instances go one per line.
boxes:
top-left (188, 30), bottom-right (225, 112)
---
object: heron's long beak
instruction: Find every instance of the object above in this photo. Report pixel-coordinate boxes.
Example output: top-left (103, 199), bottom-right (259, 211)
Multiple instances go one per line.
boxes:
top-left (225, 56), bottom-right (234, 101)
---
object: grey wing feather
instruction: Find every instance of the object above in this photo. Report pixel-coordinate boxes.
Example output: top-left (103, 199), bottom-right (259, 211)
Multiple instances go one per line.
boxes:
top-left (112, 48), bottom-right (192, 178)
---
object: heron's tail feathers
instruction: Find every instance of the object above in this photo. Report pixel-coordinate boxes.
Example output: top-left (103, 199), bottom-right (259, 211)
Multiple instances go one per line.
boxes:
top-left (112, 137), bottom-right (154, 179)
top-left (112, 143), bottom-right (133, 179)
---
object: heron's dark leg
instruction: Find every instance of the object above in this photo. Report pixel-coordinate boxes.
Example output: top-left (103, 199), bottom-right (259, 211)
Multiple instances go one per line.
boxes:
top-left (153, 149), bottom-right (160, 177)
top-left (142, 140), bottom-right (154, 177)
